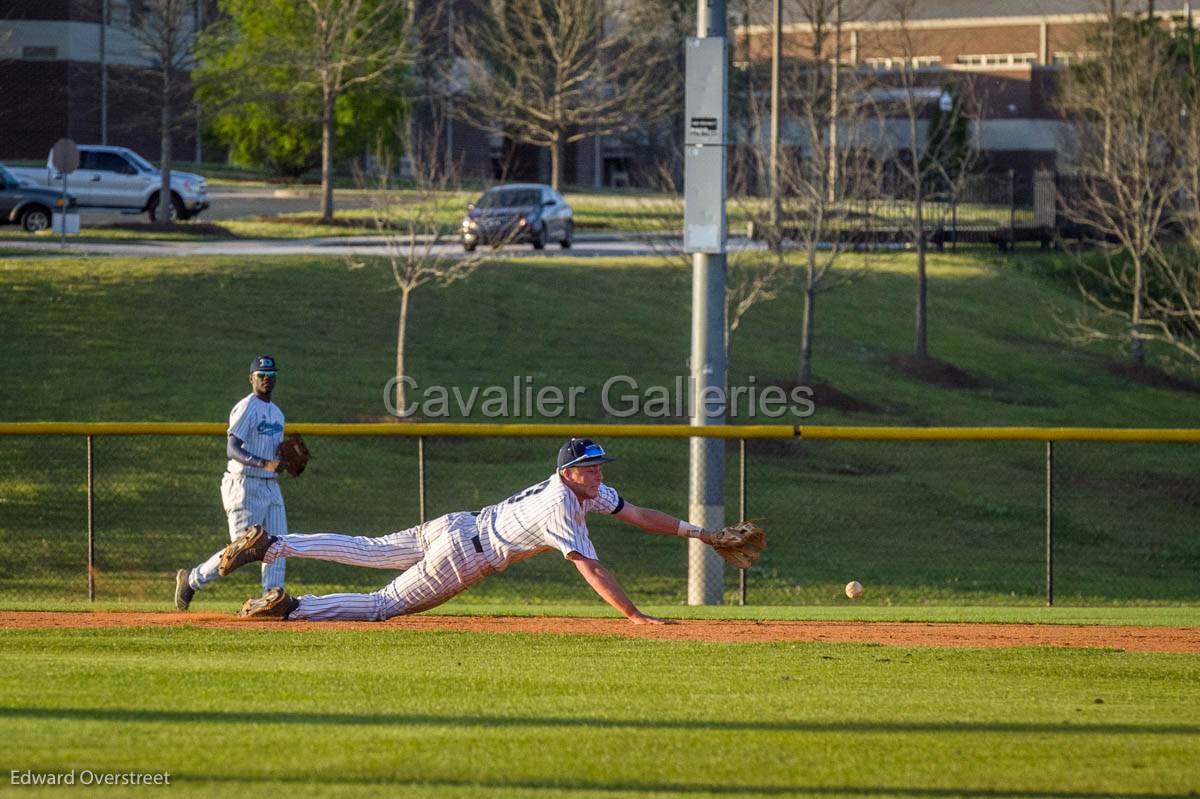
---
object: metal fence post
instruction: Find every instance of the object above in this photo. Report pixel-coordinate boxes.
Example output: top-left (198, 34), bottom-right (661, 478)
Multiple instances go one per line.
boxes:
top-left (739, 438), bottom-right (747, 606)
top-left (951, 190), bottom-right (958, 253)
top-left (418, 436), bottom-right (427, 524)
top-left (87, 434), bottom-right (95, 602)
top-left (1008, 168), bottom-right (1016, 250)
top-left (1045, 440), bottom-right (1054, 607)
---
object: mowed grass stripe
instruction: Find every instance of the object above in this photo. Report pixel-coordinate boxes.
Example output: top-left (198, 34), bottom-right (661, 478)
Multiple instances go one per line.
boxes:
top-left (1, 628), bottom-right (1198, 798)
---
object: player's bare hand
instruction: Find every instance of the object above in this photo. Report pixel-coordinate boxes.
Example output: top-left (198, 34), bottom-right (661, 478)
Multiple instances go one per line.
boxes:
top-left (265, 459), bottom-right (281, 473)
top-left (630, 613), bottom-right (676, 625)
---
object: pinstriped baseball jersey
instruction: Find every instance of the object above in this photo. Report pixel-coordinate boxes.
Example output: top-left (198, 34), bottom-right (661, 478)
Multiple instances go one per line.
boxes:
top-left (475, 472), bottom-right (623, 570)
top-left (189, 475), bottom-right (288, 592)
top-left (226, 394), bottom-right (284, 479)
top-left (268, 474), bottom-right (624, 621)
top-left (184, 390), bottom-right (288, 597)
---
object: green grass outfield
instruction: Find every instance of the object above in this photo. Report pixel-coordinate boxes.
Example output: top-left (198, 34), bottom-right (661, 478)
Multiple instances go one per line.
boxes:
top-left (2, 252), bottom-right (1199, 607)
top-left (2, 624), bottom-right (1198, 798)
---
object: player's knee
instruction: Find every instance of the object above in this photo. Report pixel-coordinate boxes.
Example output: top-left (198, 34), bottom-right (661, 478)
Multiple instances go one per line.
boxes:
top-left (372, 591), bottom-right (407, 621)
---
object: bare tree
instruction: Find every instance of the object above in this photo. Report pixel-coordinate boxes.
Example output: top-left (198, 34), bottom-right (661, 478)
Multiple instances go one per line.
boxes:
top-left (866, 0), bottom-right (978, 360)
top-left (111, 0), bottom-right (200, 226)
top-left (302, 0), bottom-right (409, 222)
top-left (1154, 18), bottom-right (1200, 364)
top-left (1057, 14), bottom-right (1183, 365)
top-left (352, 129), bottom-right (495, 416)
top-left (0, 17), bottom-right (12, 57)
top-left (621, 0), bottom-right (692, 182)
top-left (453, 0), bottom-right (677, 190)
top-left (627, 165), bottom-right (789, 366)
top-left (405, 0), bottom-right (465, 180)
top-left (739, 0), bottom-right (879, 383)
top-left (0, 18), bottom-right (18, 121)
top-left (203, 0), bottom-right (410, 222)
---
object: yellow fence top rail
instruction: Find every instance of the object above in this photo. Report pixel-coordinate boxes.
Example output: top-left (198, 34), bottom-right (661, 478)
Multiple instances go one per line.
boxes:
top-left (797, 426), bottom-right (1200, 443)
top-left (0, 422), bottom-right (796, 439)
top-left (0, 422), bottom-right (1197, 443)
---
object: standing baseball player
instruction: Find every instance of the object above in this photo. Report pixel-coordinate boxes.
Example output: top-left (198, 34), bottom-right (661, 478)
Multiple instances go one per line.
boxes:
top-left (219, 438), bottom-right (728, 624)
top-left (174, 355), bottom-right (290, 610)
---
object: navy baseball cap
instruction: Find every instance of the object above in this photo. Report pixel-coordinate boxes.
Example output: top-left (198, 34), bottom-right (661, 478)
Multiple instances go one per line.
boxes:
top-left (557, 438), bottom-right (614, 471)
top-left (250, 355), bottom-right (277, 373)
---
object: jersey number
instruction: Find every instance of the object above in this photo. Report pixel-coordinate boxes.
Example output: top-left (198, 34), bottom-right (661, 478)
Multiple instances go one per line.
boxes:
top-left (505, 479), bottom-right (549, 506)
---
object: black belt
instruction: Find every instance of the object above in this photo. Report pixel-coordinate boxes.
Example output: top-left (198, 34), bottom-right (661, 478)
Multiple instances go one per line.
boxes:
top-left (470, 535), bottom-right (483, 554)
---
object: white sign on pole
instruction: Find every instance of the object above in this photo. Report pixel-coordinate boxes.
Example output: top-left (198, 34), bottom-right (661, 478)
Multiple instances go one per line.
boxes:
top-left (51, 138), bottom-right (80, 174)
top-left (50, 138), bottom-right (81, 244)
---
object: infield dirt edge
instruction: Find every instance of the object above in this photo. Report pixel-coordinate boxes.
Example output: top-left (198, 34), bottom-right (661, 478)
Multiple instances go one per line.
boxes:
top-left (1, 612), bottom-right (1197, 653)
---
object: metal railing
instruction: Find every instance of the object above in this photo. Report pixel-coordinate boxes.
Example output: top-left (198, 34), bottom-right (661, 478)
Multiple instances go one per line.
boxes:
top-left (1, 422), bottom-right (1197, 607)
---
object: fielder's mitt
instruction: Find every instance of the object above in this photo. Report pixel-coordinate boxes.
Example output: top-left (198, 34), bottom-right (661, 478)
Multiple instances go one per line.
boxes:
top-left (709, 521), bottom-right (766, 569)
top-left (276, 433), bottom-right (310, 477)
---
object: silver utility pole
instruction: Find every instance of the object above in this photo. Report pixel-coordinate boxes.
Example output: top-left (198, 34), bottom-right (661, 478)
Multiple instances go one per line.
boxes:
top-left (683, 0), bottom-right (728, 605)
top-left (828, 0), bottom-right (842, 204)
top-left (100, 0), bottom-right (109, 145)
top-left (769, 0), bottom-right (781, 230)
top-left (194, 0), bottom-right (203, 163)
top-left (594, 0), bottom-right (604, 188)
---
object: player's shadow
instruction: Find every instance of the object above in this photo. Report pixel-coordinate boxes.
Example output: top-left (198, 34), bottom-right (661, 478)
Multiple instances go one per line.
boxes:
top-left (1, 706), bottom-right (1197, 738)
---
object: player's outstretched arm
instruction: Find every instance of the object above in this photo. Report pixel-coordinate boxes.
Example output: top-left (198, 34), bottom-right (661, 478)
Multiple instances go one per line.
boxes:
top-left (614, 502), bottom-right (715, 544)
top-left (567, 552), bottom-right (674, 625)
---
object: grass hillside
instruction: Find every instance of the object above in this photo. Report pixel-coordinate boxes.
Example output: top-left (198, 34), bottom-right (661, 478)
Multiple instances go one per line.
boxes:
top-left (1, 250), bottom-right (1197, 608)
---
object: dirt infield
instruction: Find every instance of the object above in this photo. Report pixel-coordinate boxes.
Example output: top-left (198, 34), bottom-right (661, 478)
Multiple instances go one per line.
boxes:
top-left (2, 612), bottom-right (1198, 652)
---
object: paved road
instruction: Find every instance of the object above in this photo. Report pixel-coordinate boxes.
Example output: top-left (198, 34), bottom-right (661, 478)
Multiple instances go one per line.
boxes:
top-left (0, 231), bottom-right (707, 259)
top-left (4, 184), bottom-right (708, 257)
top-left (79, 186), bottom-right (378, 225)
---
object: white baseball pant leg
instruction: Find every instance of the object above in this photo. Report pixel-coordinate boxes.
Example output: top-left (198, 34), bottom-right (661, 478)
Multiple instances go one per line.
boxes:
top-left (289, 513), bottom-right (492, 621)
top-left (264, 524), bottom-right (426, 571)
top-left (189, 474), bottom-right (288, 592)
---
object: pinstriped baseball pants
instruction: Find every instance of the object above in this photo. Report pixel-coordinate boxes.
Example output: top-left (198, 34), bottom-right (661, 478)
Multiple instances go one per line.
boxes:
top-left (189, 474), bottom-right (288, 592)
top-left (268, 512), bottom-right (495, 621)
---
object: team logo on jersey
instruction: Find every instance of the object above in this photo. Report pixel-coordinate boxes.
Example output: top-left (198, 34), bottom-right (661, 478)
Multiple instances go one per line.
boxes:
top-left (256, 420), bottom-right (284, 435)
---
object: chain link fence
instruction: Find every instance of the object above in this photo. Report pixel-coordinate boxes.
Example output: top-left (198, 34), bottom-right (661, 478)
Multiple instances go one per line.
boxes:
top-left (748, 170), bottom-right (1057, 250)
top-left (1, 427), bottom-right (1197, 607)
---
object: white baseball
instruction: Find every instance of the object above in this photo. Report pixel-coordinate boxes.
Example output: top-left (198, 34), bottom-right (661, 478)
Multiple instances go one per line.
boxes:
top-left (845, 580), bottom-right (863, 599)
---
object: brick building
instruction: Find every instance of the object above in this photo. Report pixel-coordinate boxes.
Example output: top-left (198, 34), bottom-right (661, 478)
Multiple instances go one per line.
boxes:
top-left (0, 0), bottom-right (624, 185)
top-left (3, 1), bottom-right (1192, 184)
top-left (0, 0), bottom-right (209, 162)
top-left (733, 0), bottom-right (1195, 181)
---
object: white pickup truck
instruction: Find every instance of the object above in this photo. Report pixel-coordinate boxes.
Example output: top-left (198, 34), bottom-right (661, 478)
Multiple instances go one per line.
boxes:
top-left (9, 145), bottom-right (209, 222)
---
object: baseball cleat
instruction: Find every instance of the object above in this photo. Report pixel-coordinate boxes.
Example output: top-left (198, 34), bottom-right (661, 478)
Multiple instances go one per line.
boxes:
top-left (218, 524), bottom-right (275, 576)
top-left (237, 587), bottom-right (299, 620)
top-left (174, 568), bottom-right (195, 611)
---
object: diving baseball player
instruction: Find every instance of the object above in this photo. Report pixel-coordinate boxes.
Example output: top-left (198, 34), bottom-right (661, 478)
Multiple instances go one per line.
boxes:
top-left (174, 355), bottom-right (289, 609)
top-left (220, 438), bottom-right (724, 624)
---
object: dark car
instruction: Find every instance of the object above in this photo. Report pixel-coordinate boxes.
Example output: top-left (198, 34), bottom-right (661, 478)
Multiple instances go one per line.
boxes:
top-left (461, 183), bottom-right (573, 252)
top-left (0, 163), bottom-right (76, 232)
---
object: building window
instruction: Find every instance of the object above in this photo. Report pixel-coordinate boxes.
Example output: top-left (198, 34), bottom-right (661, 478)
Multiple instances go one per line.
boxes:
top-left (955, 53), bottom-right (1037, 67)
top-left (22, 46), bottom-right (58, 60)
top-left (1053, 51), bottom-right (1097, 66)
top-left (864, 55), bottom-right (941, 71)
